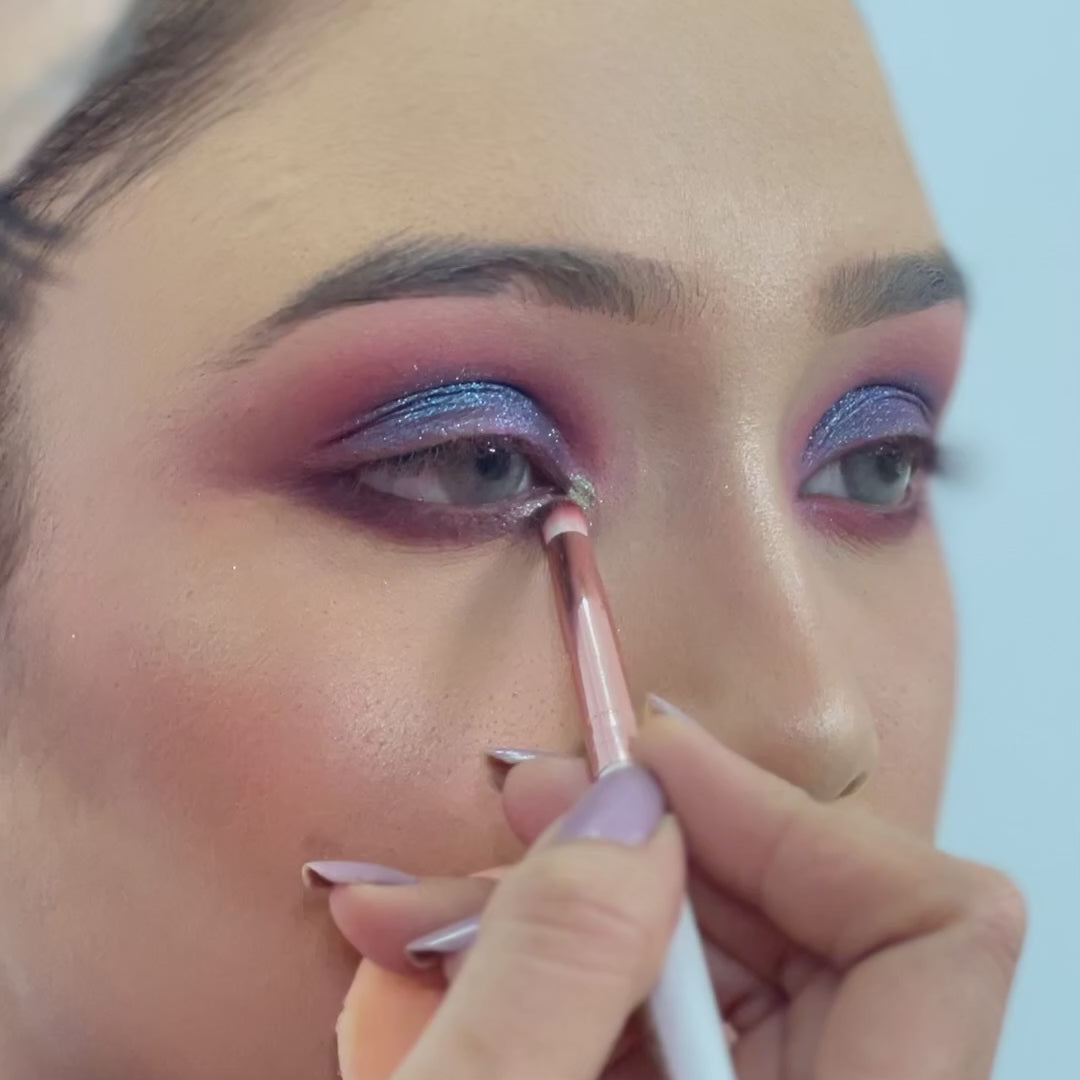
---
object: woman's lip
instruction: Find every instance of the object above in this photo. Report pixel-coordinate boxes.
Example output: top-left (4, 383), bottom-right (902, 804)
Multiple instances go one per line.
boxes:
top-left (603, 1039), bottom-right (664, 1080)
top-left (603, 1026), bottom-right (739, 1080)
top-left (603, 1012), bottom-right (660, 1076)
top-left (610, 1017), bottom-right (645, 1066)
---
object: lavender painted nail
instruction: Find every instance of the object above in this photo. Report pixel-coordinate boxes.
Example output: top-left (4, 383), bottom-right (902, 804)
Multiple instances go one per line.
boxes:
top-left (486, 747), bottom-right (570, 765)
top-left (405, 915), bottom-right (480, 967)
top-left (402, 768), bottom-right (663, 967)
top-left (301, 861), bottom-right (418, 888)
top-left (645, 693), bottom-right (698, 725)
top-left (556, 764), bottom-right (665, 846)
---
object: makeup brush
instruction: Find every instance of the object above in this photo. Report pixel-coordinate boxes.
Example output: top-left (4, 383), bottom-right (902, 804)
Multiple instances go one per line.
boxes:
top-left (542, 500), bottom-right (736, 1080)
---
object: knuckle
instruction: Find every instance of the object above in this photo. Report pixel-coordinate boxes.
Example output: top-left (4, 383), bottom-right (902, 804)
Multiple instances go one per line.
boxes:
top-left (963, 867), bottom-right (1028, 974)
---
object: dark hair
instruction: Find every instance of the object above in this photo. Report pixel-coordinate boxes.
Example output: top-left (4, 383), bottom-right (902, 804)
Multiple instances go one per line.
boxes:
top-left (0, 0), bottom-right (278, 599)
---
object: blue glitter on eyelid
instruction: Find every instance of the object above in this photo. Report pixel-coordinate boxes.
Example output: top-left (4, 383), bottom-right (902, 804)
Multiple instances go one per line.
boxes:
top-left (804, 385), bottom-right (934, 469)
top-left (336, 381), bottom-right (569, 467)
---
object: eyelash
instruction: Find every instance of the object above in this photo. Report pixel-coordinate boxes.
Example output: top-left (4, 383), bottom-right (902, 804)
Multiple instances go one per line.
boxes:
top-left (345, 435), bottom-right (562, 505)
top-left (301, 380), bottom-right (578, 541)
top-left (309, 437), bottom-right (566, 544)
top-left (308, 380), bottom-right (939, 543)
top-left (799, 434), bottom-right (940, 533)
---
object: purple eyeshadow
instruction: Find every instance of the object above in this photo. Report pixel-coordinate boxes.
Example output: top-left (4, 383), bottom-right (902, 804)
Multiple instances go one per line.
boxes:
top-left (333, 381), bottom-right (570, 475)
top-left (803, 384), bottom-right (934, 472)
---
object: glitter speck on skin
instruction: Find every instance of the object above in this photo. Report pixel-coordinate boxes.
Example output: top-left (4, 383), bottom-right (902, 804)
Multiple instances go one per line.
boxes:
top-left (567, 474), bottom-right (596, 510)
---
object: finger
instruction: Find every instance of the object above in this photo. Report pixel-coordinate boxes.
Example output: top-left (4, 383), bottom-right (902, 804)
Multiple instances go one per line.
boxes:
top-left (409, 876), bottom-right (786, 1037)
top-left (395, 766), bottom-right (684, 1080)
top-left (686, 872), bottom-right (809, 988)
top-left (500, 751), bottom-right (801, 1027)
top-left (500, 747), bottom-right (812, 1025)
top-left (325, 875), bottom-right (495, 974)
top-left (702, 940), bottom-right (785, 1031)
top-left (500, 753), bottom-right (591, 844)
top-left (635, 704), bottom-right (1025, 975)
top-left (639, 707), bottom-right (1026, 1079)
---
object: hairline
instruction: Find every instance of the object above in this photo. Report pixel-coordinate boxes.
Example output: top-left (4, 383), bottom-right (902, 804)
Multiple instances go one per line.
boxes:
top-left (0, 0), bottom-right (287, 607)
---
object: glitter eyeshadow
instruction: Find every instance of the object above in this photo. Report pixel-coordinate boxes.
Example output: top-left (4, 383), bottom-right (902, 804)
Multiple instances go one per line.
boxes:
top-left (567, 474), bottom-right (597, 510)
top-left (332, 381), bottom-right (574, 482)
top-left (803, 384), bottom-right (934, 471)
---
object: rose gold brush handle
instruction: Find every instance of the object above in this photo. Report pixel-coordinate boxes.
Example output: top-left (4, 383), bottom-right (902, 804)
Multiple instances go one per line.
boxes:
top-left (542, 501), bottom-right (737, 1080)
top-left (542, 502), bottom-right (637, 774)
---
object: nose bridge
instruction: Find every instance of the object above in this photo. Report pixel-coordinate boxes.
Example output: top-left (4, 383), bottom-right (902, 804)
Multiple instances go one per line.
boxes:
top-left (621, 495), bottom-right (879, 802)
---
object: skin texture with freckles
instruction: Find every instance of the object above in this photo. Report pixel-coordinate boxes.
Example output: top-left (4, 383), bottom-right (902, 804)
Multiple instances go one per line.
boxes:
top-left (0, 1), bottom-right (962, 1077)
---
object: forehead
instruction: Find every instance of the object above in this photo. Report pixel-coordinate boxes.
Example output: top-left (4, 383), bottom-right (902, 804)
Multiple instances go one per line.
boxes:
top-left (42, 0), bottom-right (939, 394)
top-left (230, 0), bottom-right (933, 249)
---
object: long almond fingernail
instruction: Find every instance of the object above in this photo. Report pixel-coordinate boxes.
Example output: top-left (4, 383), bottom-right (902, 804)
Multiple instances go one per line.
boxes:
top-left (301, 861), bottom-right (418, 888)
top-left (486, 747), bottom-right (577, 765)
top-left (644, 693), bottom-right (698, 725)
top-left (555, 764), bottom-right (665, 846)
top-left (405, 915), bottom-right (480, 967)
top-left (402, 769), bottom-right (664, 967)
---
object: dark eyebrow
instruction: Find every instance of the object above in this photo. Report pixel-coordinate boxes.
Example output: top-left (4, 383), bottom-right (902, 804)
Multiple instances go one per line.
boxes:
top-left (222, 236), bottom-right (966, 366)
top-left (220, 234), bottom-right (700, 366)
top-left (817, 248), bottom-right (967, 334)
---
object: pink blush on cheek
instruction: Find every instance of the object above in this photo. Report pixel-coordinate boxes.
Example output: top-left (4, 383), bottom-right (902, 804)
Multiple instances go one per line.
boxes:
top-left (25, 562), bottom-right (495, 888)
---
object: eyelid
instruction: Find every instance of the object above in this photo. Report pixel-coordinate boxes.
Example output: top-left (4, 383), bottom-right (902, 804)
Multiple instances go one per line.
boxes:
top-left (312, 380), bottom-right (576, 486)
top-left (802, 384), bottom-right (935, 474)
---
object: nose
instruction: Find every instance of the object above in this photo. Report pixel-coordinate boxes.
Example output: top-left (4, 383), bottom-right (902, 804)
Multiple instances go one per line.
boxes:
top-left (616, 496), bottom-right (880, 803)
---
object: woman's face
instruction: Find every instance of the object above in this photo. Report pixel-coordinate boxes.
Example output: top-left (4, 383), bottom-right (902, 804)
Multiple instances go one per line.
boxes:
top-left (0, 0), bottom-right (965, 1076)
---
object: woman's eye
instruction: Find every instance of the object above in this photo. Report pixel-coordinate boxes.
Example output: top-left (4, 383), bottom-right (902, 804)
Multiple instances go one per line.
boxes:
top-left (799, 384), bottom-right (939, 515)
top-left (801, 439), bottom-right (928, 507)
top-left (353, 437), bottom-right (541, 505)
top-left (312, 382), bottom-right (577, 526)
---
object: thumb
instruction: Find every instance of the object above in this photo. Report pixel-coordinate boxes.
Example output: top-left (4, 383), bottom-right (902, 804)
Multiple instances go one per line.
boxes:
top-left (395, 766), bottom-right (684, 1080)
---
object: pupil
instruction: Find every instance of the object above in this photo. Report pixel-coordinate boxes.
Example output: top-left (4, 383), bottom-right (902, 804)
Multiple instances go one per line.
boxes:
top-left (874, 448), bottom-right (907, 483)
top-left (473, 441), bottom-right (512, 482)
top-left (839, 444), bottom-right (916, 506)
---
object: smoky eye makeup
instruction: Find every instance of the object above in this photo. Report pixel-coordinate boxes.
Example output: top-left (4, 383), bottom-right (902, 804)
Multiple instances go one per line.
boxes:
top-left (303, 380), bottom-right (587, 542)
top-left (802, 384), bottom-right (934, 470)
top-left (799, 383), bottom-right (940, 520)
top-left (325, 381), bottom-right (569, 468)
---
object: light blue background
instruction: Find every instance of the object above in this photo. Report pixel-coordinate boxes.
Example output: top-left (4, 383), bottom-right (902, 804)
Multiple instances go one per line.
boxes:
top-left (857, 3), bottom-right (1078, 1076)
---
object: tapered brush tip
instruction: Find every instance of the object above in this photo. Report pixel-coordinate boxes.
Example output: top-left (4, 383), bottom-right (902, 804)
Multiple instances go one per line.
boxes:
top-left (542, 500), bottom-right (589, 544)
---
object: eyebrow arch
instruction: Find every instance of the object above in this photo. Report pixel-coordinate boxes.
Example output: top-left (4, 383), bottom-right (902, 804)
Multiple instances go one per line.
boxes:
top-left (216, 234), bottom-right (698, 367)
top-left (817, 248), bottom-right (967, 333)
top-left (221, 235), bottom-right (966, 367)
